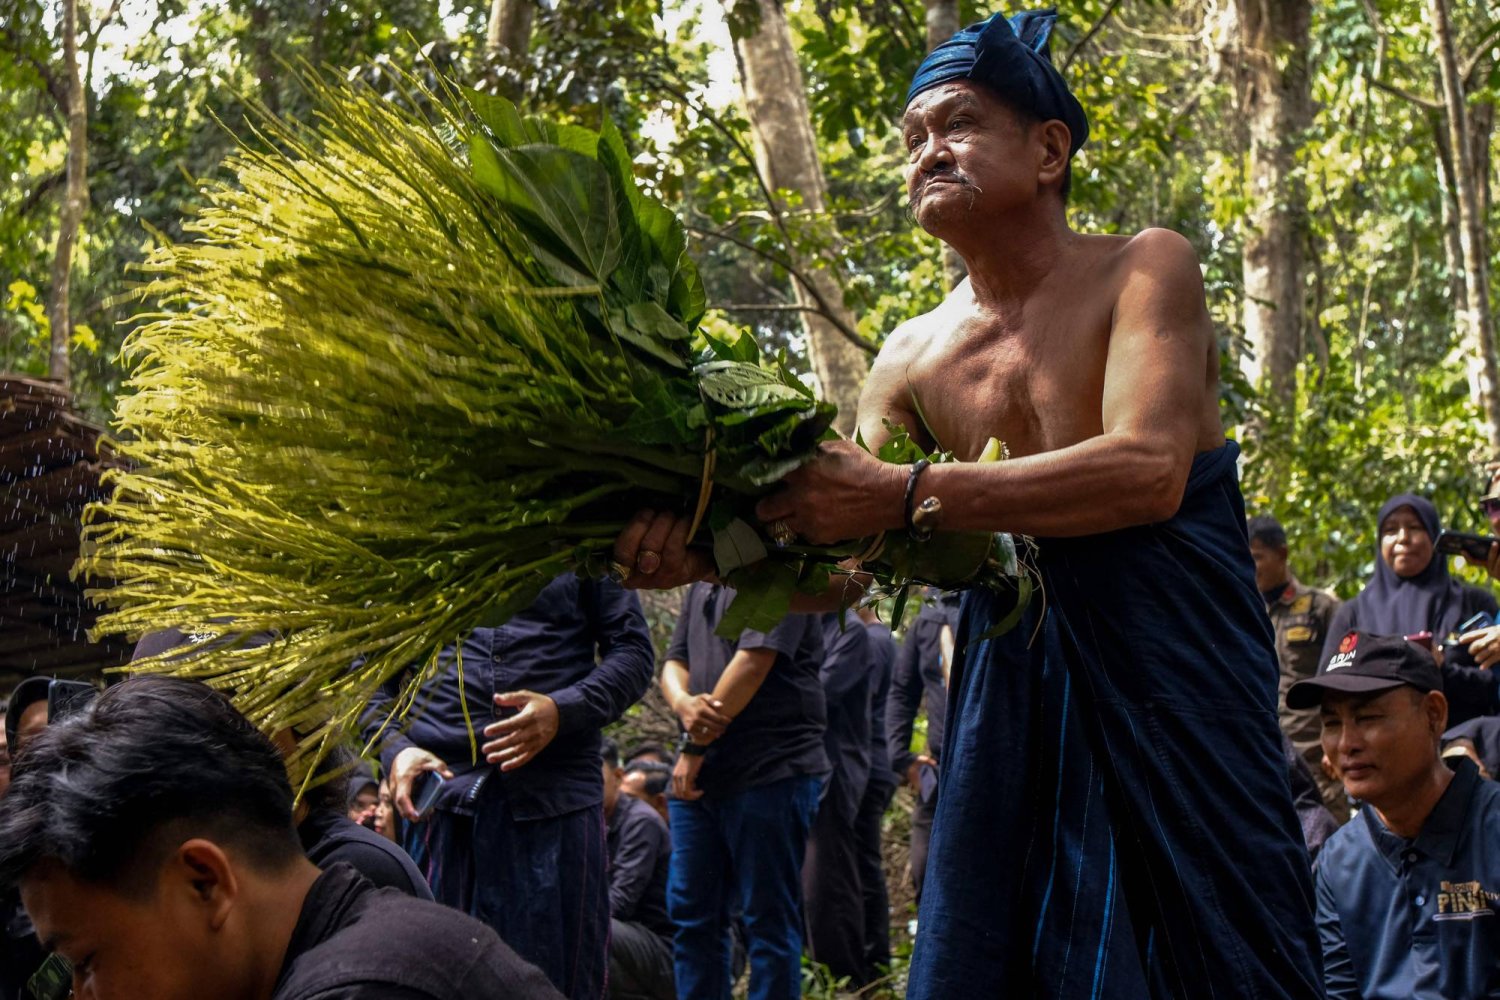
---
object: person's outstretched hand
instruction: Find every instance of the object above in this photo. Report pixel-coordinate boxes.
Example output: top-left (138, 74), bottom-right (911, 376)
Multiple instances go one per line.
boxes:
top-left (673, 753), bottom-right (706, 801)
top-left (1461, 624), bottom-right (1500, 669)
top-left (390, 746), bottom-right (454, 822)
top-left (483, 691), bottom-right (560, 771)
top-left (673, 692), bottom-right (730, 743)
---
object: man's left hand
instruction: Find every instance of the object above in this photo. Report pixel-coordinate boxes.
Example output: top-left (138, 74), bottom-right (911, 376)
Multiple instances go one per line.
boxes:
top-left (1461, 625), bottom-right (1500, 669)
top-left (672, 753), bottom-right (706, 801)
top-left (754, 440), bottom-right (906, 545)
top-left (482, 691), bottom-right (560, 771)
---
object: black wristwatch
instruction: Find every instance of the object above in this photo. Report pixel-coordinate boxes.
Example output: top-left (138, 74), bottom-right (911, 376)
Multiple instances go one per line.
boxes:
top-left (677, 732), bottom-right (708, 757)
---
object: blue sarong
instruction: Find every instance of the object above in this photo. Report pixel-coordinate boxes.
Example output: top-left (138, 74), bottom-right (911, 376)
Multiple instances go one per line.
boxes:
top-left (907, 442), bottom-right (1324, 999)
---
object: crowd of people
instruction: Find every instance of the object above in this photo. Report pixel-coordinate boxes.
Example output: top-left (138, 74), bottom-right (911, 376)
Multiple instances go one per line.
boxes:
top-left (2, 472), bottom-right (1500, 999)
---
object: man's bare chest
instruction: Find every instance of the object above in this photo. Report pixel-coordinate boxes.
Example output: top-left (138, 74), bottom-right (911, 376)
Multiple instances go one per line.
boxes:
top-left (902, 318), bottom-right (1109, 460)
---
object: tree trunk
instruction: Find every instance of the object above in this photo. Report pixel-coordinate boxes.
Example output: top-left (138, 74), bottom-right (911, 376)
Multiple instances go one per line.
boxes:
top-left (924, 0), bottom-right (967, 290)
top-left (728, 0), bottom-right (867, 433)
top-left (1236, 0), bottom-right (1311, 412)
top-left (1430, 0), bottom-right (1500, 451)
top-left (487, 0), bottom-right (534, 58)
top-left (1429, 104), bottom-right (1469, 313)
top-left (46, 0), bottom-right (88, 387)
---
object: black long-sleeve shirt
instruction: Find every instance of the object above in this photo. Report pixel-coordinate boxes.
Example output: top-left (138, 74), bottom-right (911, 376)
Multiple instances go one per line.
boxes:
top-left (605, 793), bottom-right (672, 939)
top-left (361, 573), bottom-right (654, 821)
top-left (273, 864), bottom-right (561, 999)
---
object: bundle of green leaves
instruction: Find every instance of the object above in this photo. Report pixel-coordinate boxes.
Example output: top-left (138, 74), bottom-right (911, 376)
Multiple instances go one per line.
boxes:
top-left (79, 71), bottom-right (1024, 771)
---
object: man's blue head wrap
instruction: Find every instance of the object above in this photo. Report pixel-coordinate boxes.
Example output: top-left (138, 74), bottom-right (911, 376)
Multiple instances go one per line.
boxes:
top-left (905, 8), bottom-right (1089, 157)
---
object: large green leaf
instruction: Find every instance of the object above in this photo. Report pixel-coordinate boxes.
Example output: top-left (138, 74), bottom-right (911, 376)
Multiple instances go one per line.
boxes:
top-left (469, 139), bottom-right (622, 284)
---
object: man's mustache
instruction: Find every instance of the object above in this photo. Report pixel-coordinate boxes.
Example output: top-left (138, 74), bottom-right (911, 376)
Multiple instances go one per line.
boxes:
top-left (912, 171), bottom-right (974, 199)
top-left (908, 173), bottom-right (984, 223)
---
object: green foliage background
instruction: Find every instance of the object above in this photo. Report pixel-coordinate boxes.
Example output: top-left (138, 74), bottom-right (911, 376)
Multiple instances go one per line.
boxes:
top-left (4, 0), bottom-right (1500, 603)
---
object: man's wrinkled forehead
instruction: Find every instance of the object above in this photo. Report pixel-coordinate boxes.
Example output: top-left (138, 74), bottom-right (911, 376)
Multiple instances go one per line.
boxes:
top-left (901, 83), bottom-right (989, 131)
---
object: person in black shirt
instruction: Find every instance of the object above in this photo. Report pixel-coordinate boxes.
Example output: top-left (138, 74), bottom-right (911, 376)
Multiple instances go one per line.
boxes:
top-left (802, 610), bottom-right (875, 986)
top-left (602, 739), bottom-right (673, 1000)
top-left (855, 607), bottom-right (898, 977)
top-left (0, 676), bottom-right (558, 1000)
top-left (362, 573), bottom-right (654, 1000)
top-left (278, 862), bottom-right (559, 999)
top-left (661, 582), bottom-right (828, 1000)
top-left (297, 748), bottom-right (432, 900)
top-left (885, 593), bottom-right (958, 903)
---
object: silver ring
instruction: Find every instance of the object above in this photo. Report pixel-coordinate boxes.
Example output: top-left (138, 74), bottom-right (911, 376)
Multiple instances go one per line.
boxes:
top-left (767, 519), bottom-right (796, 546)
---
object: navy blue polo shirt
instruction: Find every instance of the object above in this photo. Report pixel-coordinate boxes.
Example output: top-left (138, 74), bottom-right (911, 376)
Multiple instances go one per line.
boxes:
top-left (665, 582), bottom-right (828, 798)
top-left (1316, 757), bottom-right (1500, 999)
top-left (361, 573), bottom-right (654, 821)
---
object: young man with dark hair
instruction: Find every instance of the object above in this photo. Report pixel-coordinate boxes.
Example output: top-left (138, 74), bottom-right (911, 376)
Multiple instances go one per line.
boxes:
top-left (601, 738), bottom-right (673, 1000)
top-left (621, 761), bottom-right (672, 825)
top-left (1249, 513), bottom-right (1346, 819)
top-left (0, 676), bottom-right (560, 1000)
top-left (1290, 632), bottom-right (1500, 999)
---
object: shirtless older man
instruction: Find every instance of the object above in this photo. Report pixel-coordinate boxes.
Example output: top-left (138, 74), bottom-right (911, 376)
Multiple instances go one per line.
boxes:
top-left (616, 10), bottom-right (1322, 997)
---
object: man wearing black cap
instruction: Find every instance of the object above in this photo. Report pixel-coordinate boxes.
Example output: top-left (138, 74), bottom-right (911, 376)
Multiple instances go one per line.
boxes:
top-left (1290, 631), bottom-right (1500, 999)
top-left (613, 6), bottom-right (1323, 998)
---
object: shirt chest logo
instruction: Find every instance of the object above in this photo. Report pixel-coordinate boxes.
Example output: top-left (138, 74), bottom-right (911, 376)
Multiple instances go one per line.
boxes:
top-left (1290, 594), bottom-right (1313, 614)
top-left (1434, 880), bottom-right (1498, 921)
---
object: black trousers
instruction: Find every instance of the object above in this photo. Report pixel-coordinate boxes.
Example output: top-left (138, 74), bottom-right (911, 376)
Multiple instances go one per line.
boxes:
top-left (803, 796), bottom-right (870, 987)
top-left (854, 780), bottom-right (895, 977)
top-left (607, 918), bottom-right (674, 1000)
top-left (910, 770), bottom-right (938, 905)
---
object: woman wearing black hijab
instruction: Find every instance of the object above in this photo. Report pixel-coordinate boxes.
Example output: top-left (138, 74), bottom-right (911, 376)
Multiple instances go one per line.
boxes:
top-left (1323, 492), bottom-right (1500, 725)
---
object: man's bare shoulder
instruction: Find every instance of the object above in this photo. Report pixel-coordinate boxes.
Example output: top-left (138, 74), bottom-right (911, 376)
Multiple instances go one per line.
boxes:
top-left (1100, 227), bottom-right (1203, 280)
top-left (884, 282), bottom-right (969, 352)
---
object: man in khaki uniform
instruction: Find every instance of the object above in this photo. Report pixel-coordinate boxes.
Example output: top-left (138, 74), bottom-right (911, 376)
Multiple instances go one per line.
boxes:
top-left (1248, 515), bottom-right (1346, 820)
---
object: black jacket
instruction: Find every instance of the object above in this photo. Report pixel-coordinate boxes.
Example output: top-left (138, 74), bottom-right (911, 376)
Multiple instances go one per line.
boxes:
top-left (273, 864), bottom-right (561, 999)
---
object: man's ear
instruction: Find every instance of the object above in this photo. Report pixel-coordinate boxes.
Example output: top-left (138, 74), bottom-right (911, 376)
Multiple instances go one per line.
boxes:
top-left (1036, 120), bottom-right (1071, 190)
top-left (170, 839), bottom-right (241, 931)
top-left (1425, 691), bottom-right (1450, 738)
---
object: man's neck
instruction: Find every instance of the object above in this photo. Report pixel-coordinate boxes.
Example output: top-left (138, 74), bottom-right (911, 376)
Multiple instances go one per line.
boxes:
top-left (946, 204), bottom-right (1074, 311)
top-left (1372, 761), bottom-right (1455, 839)
top-left (245, 859), bottom-right (323, 1000)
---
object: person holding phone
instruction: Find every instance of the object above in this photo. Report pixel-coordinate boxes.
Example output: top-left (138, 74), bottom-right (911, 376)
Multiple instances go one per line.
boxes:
top-left (361, 572), bottom-right (654, 1000)
top-left (1322, 494), bottom-right (1500, 726)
